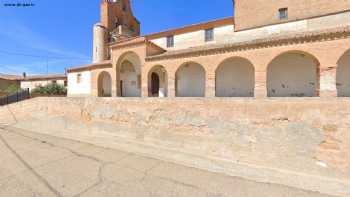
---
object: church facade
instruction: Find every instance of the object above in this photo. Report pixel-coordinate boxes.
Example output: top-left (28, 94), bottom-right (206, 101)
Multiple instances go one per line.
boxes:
top-left (67, 0), bottom-right (350, 98)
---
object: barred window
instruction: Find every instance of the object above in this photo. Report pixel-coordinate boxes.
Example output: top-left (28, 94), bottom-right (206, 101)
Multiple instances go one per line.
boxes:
top-left (166, 35), bottom-right (174, 48)
top-left (205, 28), bottom-right (214, 42)
top-left (77, 73), bottom-right (82, 83)
top-left (279, 8), bottom-right (288, 20)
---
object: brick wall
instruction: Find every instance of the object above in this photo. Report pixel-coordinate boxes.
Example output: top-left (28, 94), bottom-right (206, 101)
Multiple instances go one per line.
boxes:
top-left (234, 0), bottom-right (350, 31)
top-left (145, 37), bottom-right (350, 98)
top-left (100, 0), bottom-right (140, 35)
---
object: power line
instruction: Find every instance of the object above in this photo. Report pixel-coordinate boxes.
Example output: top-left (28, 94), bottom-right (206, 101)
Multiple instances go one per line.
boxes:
top-left (0, 50), bottom-right (91, 61)
top-left (0, 64), bottom-right (67, 76)
top-left (0, 64), bottom-right (49, 68)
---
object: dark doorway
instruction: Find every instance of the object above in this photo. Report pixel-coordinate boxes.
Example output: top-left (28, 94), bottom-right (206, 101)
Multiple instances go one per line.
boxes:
top-left (120, 80), bottom-right (123, 97)
top-left (151, 72), bottom-right (160, 96)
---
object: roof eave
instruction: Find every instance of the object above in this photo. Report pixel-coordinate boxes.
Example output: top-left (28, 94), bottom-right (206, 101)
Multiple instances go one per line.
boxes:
top-left (67, 61), bottom-right (112, 73)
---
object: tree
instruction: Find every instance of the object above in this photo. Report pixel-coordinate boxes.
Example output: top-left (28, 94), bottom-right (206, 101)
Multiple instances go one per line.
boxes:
top-left (31, 83), bottom-right (67, 95)
top-left (4, 84), bottom-right (20, 94)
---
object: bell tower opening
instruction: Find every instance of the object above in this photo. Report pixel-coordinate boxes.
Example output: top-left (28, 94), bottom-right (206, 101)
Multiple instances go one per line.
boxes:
top-left (93, 0), bottom-right (141, 63)
top-left (100, 0), bottom-right (140, 42)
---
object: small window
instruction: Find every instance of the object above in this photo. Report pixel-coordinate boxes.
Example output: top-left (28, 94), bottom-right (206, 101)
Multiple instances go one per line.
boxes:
top-left (77, 73), bottom-right (82, 84)
top-left (52, 80), bottom-right (57, 84)
top-left (279, 8), bottom-right (288, 20)
top-left (64, 80), bottom-right (68, 87)
top-left (166, 35), bottom-right (174, 48)
top-left (205, 28), bottom-right (214, 42)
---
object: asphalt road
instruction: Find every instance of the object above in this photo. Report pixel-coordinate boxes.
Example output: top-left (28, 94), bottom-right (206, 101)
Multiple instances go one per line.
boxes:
top-left (0, 126), bottom-right (336, 197)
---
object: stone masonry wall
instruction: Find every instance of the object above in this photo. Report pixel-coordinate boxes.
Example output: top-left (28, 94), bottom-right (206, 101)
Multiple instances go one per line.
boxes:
top-left (1, 97), bottom-right (349, 173)
top-left (1, 97), bottom-right (350, 196)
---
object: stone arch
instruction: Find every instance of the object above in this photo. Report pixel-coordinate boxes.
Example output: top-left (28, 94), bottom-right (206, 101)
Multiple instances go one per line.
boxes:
top-left (337, 49), bottom-right (350, 97)
top-left (175, 62), bottom-right (206, 97)
top-left (148, 65), bottom-right (168, 97)
top-left (267, 51), bottom-right (320, 97)
top-left (97, 71), bottom-right (112, 97)
top-left (116, 51), bottom-right (142, 97)
top-left (215, 57), bottom-right (255, 97)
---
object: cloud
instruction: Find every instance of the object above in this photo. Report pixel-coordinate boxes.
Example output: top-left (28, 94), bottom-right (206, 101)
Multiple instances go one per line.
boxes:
top-left (0, 64), bottom-right (38, 75)
top-left (0, 59), bottom-right (71, 75)
top-left (0, 18), bottom-right (91, 74)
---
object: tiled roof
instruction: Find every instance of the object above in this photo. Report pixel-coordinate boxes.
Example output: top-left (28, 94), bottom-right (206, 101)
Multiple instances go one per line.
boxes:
top-left (0, 73), bottom-right (67, 81)
top-left (0, 73), bottom-right (22, 81)
top-left (109, 37), bottom-right (146, 48)
top-left (146, 25), bottom-right (350, 61)
top-left (108, 36), bottom-right (165, 54)
top-left (22, 74), bottom-right (66, 81)
top-left (67, 60), bottom-right (112, 72)
top-left (108, 17), bottom-right (234, 48)
top-left (145, 17), bottom-right (234, 39)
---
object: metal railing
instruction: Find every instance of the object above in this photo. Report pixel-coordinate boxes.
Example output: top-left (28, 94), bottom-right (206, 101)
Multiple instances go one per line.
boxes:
top-left (0, 89), bottom-right (30, 106)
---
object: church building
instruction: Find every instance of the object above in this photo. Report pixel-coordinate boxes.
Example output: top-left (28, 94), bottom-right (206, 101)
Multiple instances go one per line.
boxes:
top-left (67, 0), bottom-right (350, 98)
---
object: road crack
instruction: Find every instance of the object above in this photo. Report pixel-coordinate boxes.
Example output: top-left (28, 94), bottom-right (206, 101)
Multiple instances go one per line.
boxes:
top-left (0, 130), bottom-right (63, 197)
top-left (1, 127), bottom-right (135, 197)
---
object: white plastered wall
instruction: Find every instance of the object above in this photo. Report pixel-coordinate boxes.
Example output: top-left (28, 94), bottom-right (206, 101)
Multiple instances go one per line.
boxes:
top-left (337, 50), bottom-right (350, 97)
top-left (149, 12), bottom-right (350, 51)
top-left (67, 71), bottom-right (91, 97)
top-left (216, 58), bottom-right (255, 97)
top-left (150, 25), bottom-right (235, 51)
top-left (267, 53), bottom-right (318, 97)
top-left (176, 63), bottom-right (205, 97)
top-left (21, 80), bottom-right (65, 92)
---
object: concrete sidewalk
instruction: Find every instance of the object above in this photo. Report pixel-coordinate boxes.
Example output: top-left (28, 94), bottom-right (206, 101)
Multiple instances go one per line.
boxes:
top-left (0, 127), bottom-right (334, 197)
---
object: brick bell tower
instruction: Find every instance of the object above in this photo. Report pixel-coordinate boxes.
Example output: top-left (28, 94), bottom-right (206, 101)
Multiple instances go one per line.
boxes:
top-left (93, 0), bottom-right (140, 63)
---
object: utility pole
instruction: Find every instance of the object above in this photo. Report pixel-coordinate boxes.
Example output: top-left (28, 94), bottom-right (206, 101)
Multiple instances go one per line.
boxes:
top-left (46, 54), bottom-right (49, 85)
top-left (46, 54), bottom-right (49, 74)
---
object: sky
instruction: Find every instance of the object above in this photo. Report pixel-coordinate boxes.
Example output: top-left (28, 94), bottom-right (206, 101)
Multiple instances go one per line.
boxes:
top-left (0, 0), bottom-right (233, 75)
